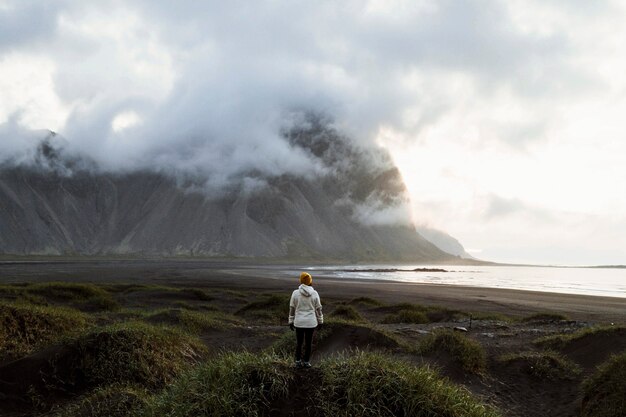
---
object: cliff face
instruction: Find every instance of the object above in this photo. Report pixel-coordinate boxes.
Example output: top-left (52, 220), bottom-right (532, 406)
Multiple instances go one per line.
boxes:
top-left (0, 124), bottom-right (454, 261)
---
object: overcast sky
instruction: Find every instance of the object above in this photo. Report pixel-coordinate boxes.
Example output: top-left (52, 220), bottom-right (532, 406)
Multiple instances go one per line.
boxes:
top-left (1, 0), bottom-right (625, 265)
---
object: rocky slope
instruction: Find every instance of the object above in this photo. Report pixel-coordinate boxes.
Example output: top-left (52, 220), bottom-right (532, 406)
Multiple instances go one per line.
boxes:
top-left (0, 122), bottom-right (459, 261)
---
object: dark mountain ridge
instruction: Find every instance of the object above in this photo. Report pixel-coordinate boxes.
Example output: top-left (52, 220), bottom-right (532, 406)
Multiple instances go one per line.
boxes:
top-left (0, 122), bottom-right (458, 261)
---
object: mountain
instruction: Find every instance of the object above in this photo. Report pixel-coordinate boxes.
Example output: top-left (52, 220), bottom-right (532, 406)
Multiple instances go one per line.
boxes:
top-left (415, 226), bottom-right (473, 259)
top-left (0, 122), bottom-right (457, 261)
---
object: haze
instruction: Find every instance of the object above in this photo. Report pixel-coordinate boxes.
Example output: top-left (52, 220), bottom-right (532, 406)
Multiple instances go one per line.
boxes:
top-left (1, 0), bottom-right (625, 265)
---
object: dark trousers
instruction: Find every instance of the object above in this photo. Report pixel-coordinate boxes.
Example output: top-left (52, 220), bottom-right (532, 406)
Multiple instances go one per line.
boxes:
top-left (295, 327), bottom-right (315, 362)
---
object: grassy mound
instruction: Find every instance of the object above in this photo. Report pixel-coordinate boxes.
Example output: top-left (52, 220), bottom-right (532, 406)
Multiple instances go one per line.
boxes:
top-left (145, 351), bottom-right (500, 417)
top-left (535, 325), bottom-right (626, 349)
top-left (382, 309), bottom-right (428, 324)
top-left (236, 293), bottom-right (290, 324)
top-left (330, 305), bottom-right (363, 322)
top-left (145, 308), bottom-right (242, 333)
top-left (270, 320), bottom-right (402, 358)
top-left (522, 312), bottom-right (568, 322)
top-left (534, 325), bottom-right (626, 368)
top-left (0, 282), bottom-right (119, 311)
top-left (419, 329), bottom-right (487, 374)
top-left (66, 322), bottom-right (206, 389)
top-left (145, 352), bottom-right (293, 416)
top-left (0, 302), bottom-right (88, 359)
top-left (48, 385), bottom-right (150, 417)
top-left (498, 351), bottom-right (581, 380)
top-left (581, 352), bottom-right (626, 417)
top-left (318, 351), bottom-right (500, 417)
top-left (348, 296), bottom-right (384, 307)
top-left (376, 303), bottom-right (464, 324)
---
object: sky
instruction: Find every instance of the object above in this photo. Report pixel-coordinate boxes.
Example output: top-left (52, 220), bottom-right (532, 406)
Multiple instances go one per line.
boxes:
top-left (1, 0), bottom-right (625, 265)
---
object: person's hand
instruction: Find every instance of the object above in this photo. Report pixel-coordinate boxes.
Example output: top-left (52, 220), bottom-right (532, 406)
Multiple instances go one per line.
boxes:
top-left (289, 323), bottom-right (295, 331)
top-left (317, 323), bottom-right (323, 331)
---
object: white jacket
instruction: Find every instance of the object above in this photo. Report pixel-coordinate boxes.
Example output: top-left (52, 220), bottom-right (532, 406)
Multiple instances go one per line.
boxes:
top-left (288, 284), bottom-right (323, 328)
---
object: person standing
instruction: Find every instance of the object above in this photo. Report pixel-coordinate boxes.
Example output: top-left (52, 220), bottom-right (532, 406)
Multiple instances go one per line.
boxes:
top-left (288, 272), bottom-right (323, 368)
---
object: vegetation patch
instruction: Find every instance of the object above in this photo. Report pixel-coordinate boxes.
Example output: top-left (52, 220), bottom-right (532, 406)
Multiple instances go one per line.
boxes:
top-left (47, 384), bottom-right (150, 417)
top-left (522, 312), bottom-right (568, 323)
top-left (145, 351), bottom-right (499, 417)
top-left (144, 351), bottom-right (293, 416)
top-left (419, 329), bottom-right (487, 374)
top-left (535, 325), bottom-right (626, 349)
top-left (318, 351), bottom-right (500, 417)
top-left (0, 282), bottom-right (119, 311)
top-left (145, 308), bottom-right (242, 332)
top-left (375, 303), bottom-right (465, 323)
top-left (236, 293), bottom-right (290, 324)
top-left (498, 351), bottom-right (581, 380)
top-left (270, 319), bottom-right (404, 358)
top-left (382, 309), bottom-right (428, 324)
top-left (0, 301), bottom-right (88, 360)
top-left (348, 296), bottom-right (384, 307)
top-left (330, 305), bottom-right (364, 322)
top-left (581, 352), bottom-right (626, 417)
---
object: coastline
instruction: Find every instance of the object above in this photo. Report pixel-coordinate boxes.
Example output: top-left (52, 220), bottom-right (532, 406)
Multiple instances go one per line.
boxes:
top-left (0, 259), bottom-right (623, 324)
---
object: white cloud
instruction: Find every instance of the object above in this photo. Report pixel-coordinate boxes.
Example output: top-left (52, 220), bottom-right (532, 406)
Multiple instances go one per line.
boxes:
top-left (0, 0), bottom-right (625, 263)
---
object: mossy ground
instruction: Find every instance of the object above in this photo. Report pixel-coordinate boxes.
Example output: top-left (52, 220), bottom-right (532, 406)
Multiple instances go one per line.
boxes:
top-left (0, 280), bottom-right (622, 417)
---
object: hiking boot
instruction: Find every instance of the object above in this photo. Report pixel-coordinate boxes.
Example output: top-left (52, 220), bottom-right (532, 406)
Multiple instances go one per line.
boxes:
top-left (295, 360), bottom-right (303, 368)
top-left (303, 361), bottom-right (312, 368)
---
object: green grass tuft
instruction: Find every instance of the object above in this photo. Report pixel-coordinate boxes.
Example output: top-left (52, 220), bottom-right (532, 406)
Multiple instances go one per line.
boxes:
top-left (348, 296), bottom-right (385, 307)
top-left (534, 325), bottom-right (626, 349)
top-left (331, 305), bottom-right (364, 322)
top-left (318, 351), bottom-right (501, 417)
top-left (419, 329), bottom-right (487, 374)
top-left (581, 351), bottom-right (626, 417)
top-left (270, 319), bottom-right (405, 358)
top-left (236, 293), bottom-right (290, 324)
top-left (47, 384), bottom-right (150, 417)
top-left (0, 301), bottom-right (89, 359)
top-left (54, 322), bottom-right (207, 391)
top-left (382, 309), bottom-right (429, 324)
top-left (0, 282), bottom-right (120, 311)
top-left (145, 350), bottom-right (500, 417)
top-left (498, 350), bottom-right (581, 380)
top-left (144, 351), bottom-right (293, 416)
top-left (145, 308), bottom-right (243, 333)
top-left (522, 312), bottom-right (569, 322)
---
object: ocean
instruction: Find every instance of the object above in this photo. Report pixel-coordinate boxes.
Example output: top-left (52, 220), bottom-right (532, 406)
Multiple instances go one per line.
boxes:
top-left (258, 264), bottom-right (626, 299)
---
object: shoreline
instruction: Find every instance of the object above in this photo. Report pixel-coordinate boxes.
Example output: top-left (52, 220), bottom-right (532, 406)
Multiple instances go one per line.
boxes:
top-left (1, 259), bottom-right (623, 324)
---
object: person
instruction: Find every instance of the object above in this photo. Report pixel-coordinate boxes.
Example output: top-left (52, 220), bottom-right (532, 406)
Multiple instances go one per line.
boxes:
top-left (288, 272), bottom-right (323, 368)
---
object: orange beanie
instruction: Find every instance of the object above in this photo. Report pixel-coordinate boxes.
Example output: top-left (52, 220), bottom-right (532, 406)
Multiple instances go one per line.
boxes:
top-left (300, 272), bottom-right (313, 286)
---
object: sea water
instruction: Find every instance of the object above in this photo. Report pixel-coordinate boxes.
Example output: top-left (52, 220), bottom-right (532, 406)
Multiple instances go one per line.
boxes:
top-left (261, 264), bottom-right (626, 299)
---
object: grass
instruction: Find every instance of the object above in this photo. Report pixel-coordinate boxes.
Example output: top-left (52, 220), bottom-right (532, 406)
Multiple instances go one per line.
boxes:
top-left (498, 351), bottom-right (581, 380)
top-left (236, 293), bottom-right (290, 324)
top-left (270, 319), bottom-right (405, 359)
top-left (521, 312), bottom-right (569, 322)
top-left (382, 309), bottom-right (429, 324)
top-left (534, 325), bottom-right (626, 349)
top-left (376, 303), bottom-right (466, 324)
top-left (318, 351), bottom-right (501, 417)
top-left (419, 329), bottom-right (487, 374)
top-left (0, 301), bottom-right (89, 359)
top-left (145, 308), bottom-right (243, 332)
top-left (0, 282), bottom-right (120, 311)
top-left (144, 350), bottom-right (500, 417)
top-left (57, 321), bottom-right (206, 390)
top-left (144, 351), bottom-right (293, 416)
top-left (581, 351), bottom-right (626, 417)
top-left (348, 296), bottom-right (385, 307)
top-left (331, 305), bottom-right (364, 321)
top-left (47, 384), bottom-right (150, 417)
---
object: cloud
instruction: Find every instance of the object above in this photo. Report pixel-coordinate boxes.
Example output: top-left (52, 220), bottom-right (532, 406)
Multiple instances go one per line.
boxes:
top-left (0, 0), bottom-right (584, 171)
